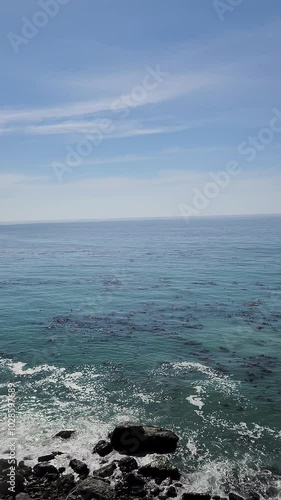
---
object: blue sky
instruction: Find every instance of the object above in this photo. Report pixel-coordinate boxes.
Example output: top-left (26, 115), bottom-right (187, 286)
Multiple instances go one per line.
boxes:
top-left (1, 0), bottom-right (281, 222)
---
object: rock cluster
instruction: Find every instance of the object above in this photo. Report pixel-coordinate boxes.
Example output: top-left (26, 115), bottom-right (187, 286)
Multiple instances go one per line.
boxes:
top-left (0, 424), bottom-right (267, 500)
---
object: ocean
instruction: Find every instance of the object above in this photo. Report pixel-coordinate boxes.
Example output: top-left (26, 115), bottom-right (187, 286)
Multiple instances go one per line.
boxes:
top-left (0, 216), bottom-right (280, 498)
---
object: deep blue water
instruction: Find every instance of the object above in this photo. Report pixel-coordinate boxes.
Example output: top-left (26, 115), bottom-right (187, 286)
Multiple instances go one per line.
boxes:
top-left (0, 216), bottom-right (281, 497)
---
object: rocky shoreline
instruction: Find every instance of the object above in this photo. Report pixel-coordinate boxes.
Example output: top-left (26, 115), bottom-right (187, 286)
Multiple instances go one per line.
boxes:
top-left (0, 424), bottom-right (277, 500)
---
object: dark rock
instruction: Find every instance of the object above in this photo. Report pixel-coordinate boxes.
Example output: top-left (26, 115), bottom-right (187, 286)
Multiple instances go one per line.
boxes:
top-left (115, 472), bottom-right (147, 498)
top-left (95, 462), bottom-right (116, 478)
top-left (93, 439), bottom-right (113, 457)
top-left (182, 495), bottom-right (211, 500)
top-left (33, 462), bottom-right (59, 477)
top-left (38, 453), bottom-right (56, 462)
top-left (111, 424), bottom-right (179, 455)
top-left (167, 485), bottom-right (177, 497)
top-left (58, 467), bottom-right (66, 474)
top-left (0, 459), bottom-right (10, 472)
top-left (16, 494), bottom-right (31, 500)
top-left (139, 459), bottom-right (180, 481)
top-left (125, 472), bottom-right (146, 487)
top-left (18, 462), bottom-right (32, 479)
top-left (68, 476), bottom-right (115, 500)
top-left (151, 486), bottom-right (161, 496)
top-left (229, 494), bottom-right (244, 500)
top-left (69, 459), bottom-right (89, 476)
top-left (45, 472), bottom-right (60, 481)
top-left (119, 456), bottom-right (138, 473)
top-left (55, 430), bottom-right (75, 439)
top-left (0, 471), bottom-right (25, 496)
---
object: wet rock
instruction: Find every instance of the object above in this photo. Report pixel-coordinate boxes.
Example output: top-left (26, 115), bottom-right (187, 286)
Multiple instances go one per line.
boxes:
top-left (115, 472), bottom-right (146, 498)
top-left (0, 459), bottom-right (11, 473)
top-left (55, 430), bottom-right (75, 439)
top-left (38, 453), bottom-right (56, 462)
top-left (228, 493), bottom-right (244, 500)
top-left (247, 494), bottom-right (260, 500)
top-left (111, 424), bottom-right (179, 455)
top-left (33, 462), bottom-right (59, 477)
top-left (45, 472), bottom-right (60, 481)
top-left (93, 439), bottom-right (113, 457)
top-left (95, 462), bottom-right (117, 478)
top-left (151, 486), bottom-right (161, 496)
top-left (18, 461), bottom-right (32, 479)
top-left (182, 495), bottom-right (211, 500)
top-left (0, 471), bottom-right (25, 496)
top-left (69, 459), bottom-right (89, 476)
top-left (166, 485), bottom-right (177, 497)
top-left (68, 476), bottom-right (115, 500)
top-left (118, 456), bottom-right (138, 473)
top-left (139, 459), bottom-right (180, 481)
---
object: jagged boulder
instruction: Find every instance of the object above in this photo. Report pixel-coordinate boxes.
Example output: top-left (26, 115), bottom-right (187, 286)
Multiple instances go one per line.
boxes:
top-left (93, 440), bottom-right (113, 457)
top-left (139, 458), bottom-right (180, 481)
top-left (69, 459), bottom-right (89, 476)
top-left (67, 476), bottom-right (115, 500)
top-left (118, 456), bottom-right (138, 473)
top-left (33, 462), bottom-right (59, 477)
top-left (94, 462), bottom-right (116, 478)
top-left (110, 424), bottom-right (179, 455)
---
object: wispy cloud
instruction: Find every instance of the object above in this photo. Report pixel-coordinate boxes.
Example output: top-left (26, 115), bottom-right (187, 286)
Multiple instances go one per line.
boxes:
top-left (0, 72), bottom-right (224, 129)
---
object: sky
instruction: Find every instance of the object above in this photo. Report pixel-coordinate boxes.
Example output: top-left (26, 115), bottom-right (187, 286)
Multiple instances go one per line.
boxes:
top-left (0, 0), bottom-right (281, 222)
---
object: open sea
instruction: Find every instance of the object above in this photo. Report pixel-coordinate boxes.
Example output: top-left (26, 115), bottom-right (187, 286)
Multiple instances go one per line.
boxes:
top-left (0, 216), bottom-right (281, 498)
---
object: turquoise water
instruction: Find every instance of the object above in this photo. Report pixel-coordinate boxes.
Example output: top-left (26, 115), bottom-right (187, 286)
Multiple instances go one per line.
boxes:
top-left (0, 216), bottom-right (281, 497)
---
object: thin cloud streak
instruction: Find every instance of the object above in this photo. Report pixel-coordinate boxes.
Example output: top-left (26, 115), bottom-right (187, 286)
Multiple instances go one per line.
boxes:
top-left (0, 73), bottom-right (224, 128)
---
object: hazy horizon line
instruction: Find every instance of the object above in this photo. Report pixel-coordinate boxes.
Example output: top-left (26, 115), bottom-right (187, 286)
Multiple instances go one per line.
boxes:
top-left (1, 213), bottom-right (281, 227)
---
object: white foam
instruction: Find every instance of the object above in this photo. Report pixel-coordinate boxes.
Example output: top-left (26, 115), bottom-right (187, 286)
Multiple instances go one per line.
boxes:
top-left (173, 361), bottom-right (239, 396)
top-left (187, 395), bottom-right (205, 410)
top-left (1, 358), bottom-right (66, 376)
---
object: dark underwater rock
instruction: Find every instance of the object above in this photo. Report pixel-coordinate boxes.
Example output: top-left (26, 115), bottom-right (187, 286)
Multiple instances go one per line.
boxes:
top-left (93, 439), bottom-right (113, 457)
top-left (110, 424), bottom-right (179, 455)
